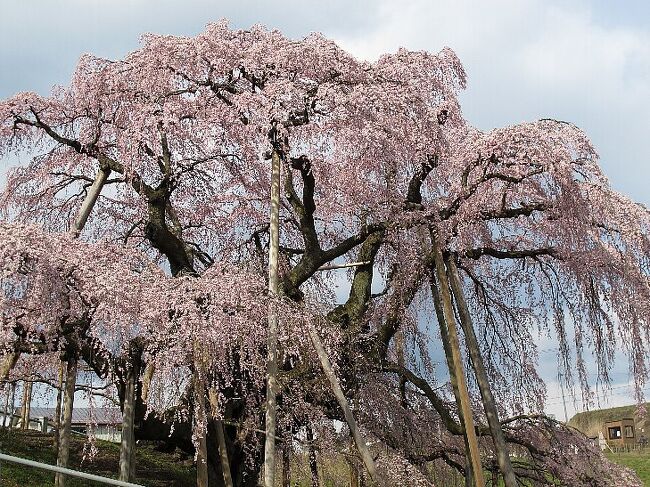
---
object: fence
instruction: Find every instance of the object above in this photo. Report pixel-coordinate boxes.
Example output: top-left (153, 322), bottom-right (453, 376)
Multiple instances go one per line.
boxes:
top-left (0, 452), bottom-right (144, 487)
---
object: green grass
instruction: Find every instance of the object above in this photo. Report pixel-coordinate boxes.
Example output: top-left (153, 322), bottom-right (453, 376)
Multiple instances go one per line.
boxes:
top-left (606, 450), bottom-right (650, 486)
top-left (0, 428), bottom-right (195, 486)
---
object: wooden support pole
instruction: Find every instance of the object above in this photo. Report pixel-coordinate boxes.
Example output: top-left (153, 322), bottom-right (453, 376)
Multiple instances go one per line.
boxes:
top-left (208, 386), bottom-right (234, 487)
top-left (446, 256), bottom-right (517, 487)
top-left (431, 244), bottom-right (485, 487)
top-left (430, 276), bottom-right (476, 484)
top-left (119, 366), bottom-right (137, 482)
top-left (264, 147), bottom-right (282, 487)
top-left (54, 362), bottom-right (65, 449)
top-left (194, 370), bottom-right (209, 487)
top-left (2, 384), bottom-right (10, 428)
top-left (54, 167), bottom-right (110, 486)
top-left (282, 444), bottom-right (291, 487)
top-left (317, 261), bottom-right (371, 271)
top-left (55, 356), bottom-right (78, 487)
top-left (23, 380), bottom-right (32, 429)
top-left (307, 323), bottom-right (379, 482)
top-left (19, 381), bottom-right (28, 429)
top-left (72, 167), bottom-right (111, 234)
top-left (306, 424), bottom-right (320, 487)
top-left (8, 382), bottom-right (16, 430)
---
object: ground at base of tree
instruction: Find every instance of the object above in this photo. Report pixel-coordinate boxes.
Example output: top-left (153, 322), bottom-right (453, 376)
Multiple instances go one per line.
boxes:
top-left (0, 429), bottom-right (357, 487)
top-left (0, 429), bottom-right (196, 486)
top-left (2, 429), bottom-right (642, 487)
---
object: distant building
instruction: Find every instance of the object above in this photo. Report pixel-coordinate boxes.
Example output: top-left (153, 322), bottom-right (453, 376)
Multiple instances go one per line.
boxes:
top-left (1, 406), bottom-right (122, 443)
top-left (568, 403), bottom-right (648, 452)
top-left (603, 418), bottom-right (636, 449)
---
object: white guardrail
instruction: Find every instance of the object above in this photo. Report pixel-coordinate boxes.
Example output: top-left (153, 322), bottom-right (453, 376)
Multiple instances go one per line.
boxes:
top-left (0, 452), bottom-right (144, 487)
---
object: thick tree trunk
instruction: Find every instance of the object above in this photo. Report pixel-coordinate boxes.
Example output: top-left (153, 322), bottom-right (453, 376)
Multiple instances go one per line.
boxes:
top-left (119, 366), bottom-right (138, 482)
top-left (431, 244), bottom-right (485, 487)
top-left (306, 425), bottom-right (320, 487)
top-left (55, 356), bottom-right (78, 487)
top-left (135, 398), bottom-right (261, 487)
top-left (54, 361), bottom-right (65, 449)
top-left (264, 147), bottom-right (282, 487)
top-left (446, 256), bottom-right (517, 487)
top-left (307, 324), bottom-right (379, 482)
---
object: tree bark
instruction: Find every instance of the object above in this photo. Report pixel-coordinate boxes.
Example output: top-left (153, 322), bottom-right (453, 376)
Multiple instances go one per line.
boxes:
top-left (264, 147), bottom-right (282, 487)
top-left (55, 356), bottom-right (78, 487)
top-left (431, 244), bottom-right (485, 487)
top-left (446, 255), bottom-right (517, 487)
top-left (119, 366), bottom-right (138, 482)
top-left (307, 323), bottom-right (379, 482)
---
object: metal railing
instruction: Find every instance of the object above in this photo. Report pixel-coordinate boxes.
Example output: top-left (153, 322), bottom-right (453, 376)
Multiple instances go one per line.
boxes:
top-left (0, 452), bottom-right (144, 487)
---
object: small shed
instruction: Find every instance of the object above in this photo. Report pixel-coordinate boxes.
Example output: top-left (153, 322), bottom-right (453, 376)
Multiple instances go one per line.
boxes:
top-left (604, 418), bottom-right (635, 449)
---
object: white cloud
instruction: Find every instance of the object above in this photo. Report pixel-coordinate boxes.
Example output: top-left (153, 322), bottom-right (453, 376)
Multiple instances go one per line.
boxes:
top-left (334, 0), bottom-right (650, 203)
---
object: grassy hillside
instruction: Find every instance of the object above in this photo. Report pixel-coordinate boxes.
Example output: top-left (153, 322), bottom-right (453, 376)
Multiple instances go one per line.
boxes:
top-left (0, 428), bottom-right (352, 487)
top-left (2, 427), bottom-right (650, 486)
top-left (0, 428), bottom-right (195, 486)
top-left (568, 403), bottom-right (649, 438)
top-left (606, 450), bottom-right (650, 486)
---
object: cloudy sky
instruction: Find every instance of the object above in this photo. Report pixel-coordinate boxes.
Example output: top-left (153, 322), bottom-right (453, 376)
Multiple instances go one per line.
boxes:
top-left (1, 0), bottom-right (649, 419)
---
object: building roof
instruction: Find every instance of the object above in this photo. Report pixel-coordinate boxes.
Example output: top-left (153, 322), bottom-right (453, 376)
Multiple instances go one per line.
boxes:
top-left (14, 407), bottom-right (122, 425)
